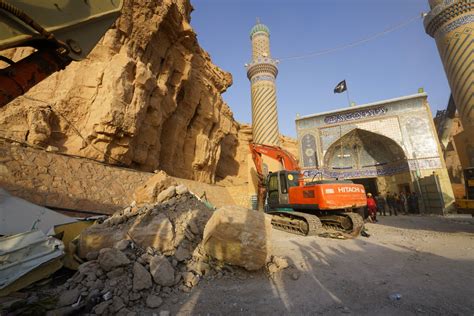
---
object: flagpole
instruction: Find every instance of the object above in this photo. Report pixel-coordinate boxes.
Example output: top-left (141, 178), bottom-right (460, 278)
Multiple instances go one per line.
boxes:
top-left (346, 88), bottom-right (352, 107)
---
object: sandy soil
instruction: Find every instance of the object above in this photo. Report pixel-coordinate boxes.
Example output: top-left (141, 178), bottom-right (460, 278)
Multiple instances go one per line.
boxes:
top-left (162, 215), bottom-right (474, 315)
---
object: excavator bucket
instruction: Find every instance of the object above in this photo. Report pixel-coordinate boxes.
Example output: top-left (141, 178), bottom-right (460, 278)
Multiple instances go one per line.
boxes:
top-left (0, 0), bottom-right (123, 61)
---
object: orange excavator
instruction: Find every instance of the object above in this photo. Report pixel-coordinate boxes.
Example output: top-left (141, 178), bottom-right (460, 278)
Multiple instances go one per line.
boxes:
top-left (250, 143), bottom-right (366, 236)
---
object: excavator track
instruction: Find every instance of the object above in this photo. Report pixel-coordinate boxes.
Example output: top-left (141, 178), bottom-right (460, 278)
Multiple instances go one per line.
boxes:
top-left (319, 212), bottom-right (364, 239)
top-left (270, 211), bottom-right (364, 238)
top-left (270, 211), bottom-right (323, 236)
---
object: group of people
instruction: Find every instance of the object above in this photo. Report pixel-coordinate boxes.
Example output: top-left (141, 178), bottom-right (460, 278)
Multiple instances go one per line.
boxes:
top-left (366, 191), bottom-right (419, 222)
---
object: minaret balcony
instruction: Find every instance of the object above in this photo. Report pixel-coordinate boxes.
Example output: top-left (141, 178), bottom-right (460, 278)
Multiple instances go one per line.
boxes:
top-left (424, 0), bottom-right (474, 37)
top-left (246, 58), bottom-right (279, 79)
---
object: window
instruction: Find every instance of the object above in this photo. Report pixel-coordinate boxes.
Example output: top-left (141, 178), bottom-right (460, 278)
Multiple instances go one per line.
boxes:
top-left (268, 174), bottom-right (278, 192)
top-left (287, 173), bottom-right (300, 188)
top-left (280, 173), bottom-right (288, 194)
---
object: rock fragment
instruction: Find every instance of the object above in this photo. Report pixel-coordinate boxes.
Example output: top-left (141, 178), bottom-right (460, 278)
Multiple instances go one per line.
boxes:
top-left (57, 288), bottom-right (80, 307)
top-left (146, 294), bottom-right (163, 308)
top-left (128, 214), bottom-right (175, 252)
top-left (156, 186), bottom-right (176, 203)
top-left (175, 244), bottom-right (191, 262)
top-left (182, 272), bottom-right (199, 288)
top-left (111, 296), bottom-right (125, 312)
top-left (86, 251), bottom-right (99, 261)
top-left (150, 256), bottom-right (175, 286)
top-left (175, 184), bottom-right (188, 195)
top-left (98, 248), bottom-right (130, 271)
top-left (115, 239), bottom-right (131, 251)
top-left (133, 262), bottom-right (152, 291)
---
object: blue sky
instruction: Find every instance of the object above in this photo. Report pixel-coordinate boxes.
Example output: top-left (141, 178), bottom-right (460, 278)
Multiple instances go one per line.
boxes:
top-left (190, 0), bottom-right (450, 137)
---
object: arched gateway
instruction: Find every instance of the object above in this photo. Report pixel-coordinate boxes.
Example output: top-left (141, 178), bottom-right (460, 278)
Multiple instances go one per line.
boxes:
top-left (295, 92), bottom-right (456, 214)
top-left (323, 128), bottom-right (410, 195)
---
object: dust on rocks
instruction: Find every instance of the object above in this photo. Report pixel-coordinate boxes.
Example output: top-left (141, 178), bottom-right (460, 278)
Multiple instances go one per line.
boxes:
top-left (36, 185), bottom-right (287, 315)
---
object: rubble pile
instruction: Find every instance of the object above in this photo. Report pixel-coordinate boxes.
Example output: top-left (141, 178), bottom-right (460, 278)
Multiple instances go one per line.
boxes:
top-left (2, 183), bottom-right (288, 315)
top-left (77, 184), bottom-right (210, 257)
top-left (53, 185), bottom-right (216, 314)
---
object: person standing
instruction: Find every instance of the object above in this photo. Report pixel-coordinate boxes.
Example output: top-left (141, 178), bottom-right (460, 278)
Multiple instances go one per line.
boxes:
top-left (386, 192), bottom-right (394, 216)
top-left (399, 192), bottom-right (407, 214)
top-left (375, 192), bottom-right (387, 216)
top-left (411, 192), bottom-right (419, 214)
top-left (367, 193), bottom-right (378, 222)
top-left (407, 193), bottom-right (414, 214)
top-left (391, 193), bottom-right (399, 216)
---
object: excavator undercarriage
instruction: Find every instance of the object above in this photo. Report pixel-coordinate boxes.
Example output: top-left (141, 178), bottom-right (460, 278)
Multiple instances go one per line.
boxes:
top-left (269, 210), bottom-right (364, 238)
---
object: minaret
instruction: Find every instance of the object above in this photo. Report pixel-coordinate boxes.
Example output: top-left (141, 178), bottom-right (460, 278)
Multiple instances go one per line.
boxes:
top-left (424, 0), bottom-right (473, 146)
top-left (246, 20), bottom-right (280, 146)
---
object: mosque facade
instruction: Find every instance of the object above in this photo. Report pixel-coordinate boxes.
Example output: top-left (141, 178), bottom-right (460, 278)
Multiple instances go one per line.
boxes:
top-left (295, 92), bottom-right (455, 213)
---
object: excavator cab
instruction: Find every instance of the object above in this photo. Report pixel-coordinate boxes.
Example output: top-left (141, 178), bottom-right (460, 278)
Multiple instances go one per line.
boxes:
top-left (266, 170), bottom-right (300, 209)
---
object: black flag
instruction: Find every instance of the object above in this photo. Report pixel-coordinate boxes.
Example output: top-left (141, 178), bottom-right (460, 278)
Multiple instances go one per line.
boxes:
top-left (334, 80), bottom-right (347, 93)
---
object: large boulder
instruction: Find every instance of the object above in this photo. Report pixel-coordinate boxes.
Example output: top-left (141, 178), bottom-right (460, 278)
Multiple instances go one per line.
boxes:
top-left (78, 225), bottom-right (128, 258)
top-left (133, 171), bottom-right (177, 205)
top-left (128, 213), bottom-right (175, 252)
top-left (78, 211), bottom-right (175, 258)
top-left (202, 206), bottom-right (272, 271)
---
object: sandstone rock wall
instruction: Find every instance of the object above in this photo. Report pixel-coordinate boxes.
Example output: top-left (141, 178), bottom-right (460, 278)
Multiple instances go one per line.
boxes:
top-left (0, 0), bottom-right (238, 183)
top-left (0, 140), bottom-right (235, 214)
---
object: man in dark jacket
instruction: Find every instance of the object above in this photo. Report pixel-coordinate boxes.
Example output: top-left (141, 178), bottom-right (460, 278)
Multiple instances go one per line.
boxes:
top-left (375, 192), bottom-right (387, 216)
top-left (386, 192), bottom-right (398, 216)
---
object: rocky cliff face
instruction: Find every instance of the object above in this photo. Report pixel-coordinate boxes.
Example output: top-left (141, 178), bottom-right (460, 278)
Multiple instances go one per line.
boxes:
top-left (0, 0), bottom-right (238, 183)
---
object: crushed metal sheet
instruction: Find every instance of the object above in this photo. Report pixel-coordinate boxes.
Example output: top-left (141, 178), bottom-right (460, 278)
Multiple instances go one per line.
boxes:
top-left (0, 189), bottom-right (76, 235)
top-left (0, 230), bottom-right (64, 296)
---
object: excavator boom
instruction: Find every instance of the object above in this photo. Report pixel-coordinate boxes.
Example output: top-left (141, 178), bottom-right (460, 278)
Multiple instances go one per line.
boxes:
top-left (249, 143), bottom-right (300, 180)
top-left (0, 0), bottom-right (123, 106)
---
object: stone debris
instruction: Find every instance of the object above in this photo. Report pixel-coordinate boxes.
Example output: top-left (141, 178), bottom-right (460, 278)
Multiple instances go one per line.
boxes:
top-left (156, 186), bottom-right (176, 204)
top-left (266, 255), bottom-right (290, 276)
top-left (114, 239), bottom-right (131, 251)
top-left (5, 184), bottom-right (281, 315)
top-left (175, 184), bottom-right (189, 195)
top-left (49, 186), bottom-right (225, 314)
top-left (149, 256), bottom-right (175, 287)
top-left (132, 171), bottom-right (177, 206)
top-left (145, 294), bottom-right (163, 308)
top-left (98, 248), bottom-right (130, 272)
top-left (57, 288), bottom-right (80, 307)
top-left (132, 262), bottom-right (152, 291)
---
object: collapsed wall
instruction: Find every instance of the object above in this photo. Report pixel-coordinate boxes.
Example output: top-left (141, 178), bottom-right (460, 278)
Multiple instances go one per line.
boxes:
top-left (0, 0), bottom-right (238, 183)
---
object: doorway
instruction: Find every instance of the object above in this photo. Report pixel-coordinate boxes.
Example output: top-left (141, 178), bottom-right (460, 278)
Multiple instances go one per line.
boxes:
top-left (352, 178), bottom-right (378, 195)
top-left (398, 183), bottom-right (411, 194)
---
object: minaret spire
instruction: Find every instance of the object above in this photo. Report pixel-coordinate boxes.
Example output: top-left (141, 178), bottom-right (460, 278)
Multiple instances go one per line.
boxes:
top-left (246, 21), bottom-right (280, 146)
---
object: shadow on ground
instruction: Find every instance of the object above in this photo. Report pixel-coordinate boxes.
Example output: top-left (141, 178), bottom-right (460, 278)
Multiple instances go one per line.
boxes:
top-left (161, 226), bottom-right (474, 315)
top-left (373, 215), bottom-right (474, 234)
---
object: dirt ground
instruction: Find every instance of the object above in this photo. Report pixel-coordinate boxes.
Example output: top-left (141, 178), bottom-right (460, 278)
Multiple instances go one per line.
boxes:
top-left (158, 215), bottom-right (474, 315)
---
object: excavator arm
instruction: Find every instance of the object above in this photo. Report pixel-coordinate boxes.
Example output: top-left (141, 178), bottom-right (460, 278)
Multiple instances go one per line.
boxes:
top-left (249, 143), bottom-right (301, 203)
top-left (249, 143), bottom-right (300, 178)
top-left (0, 0), bottom-right (123, 107)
